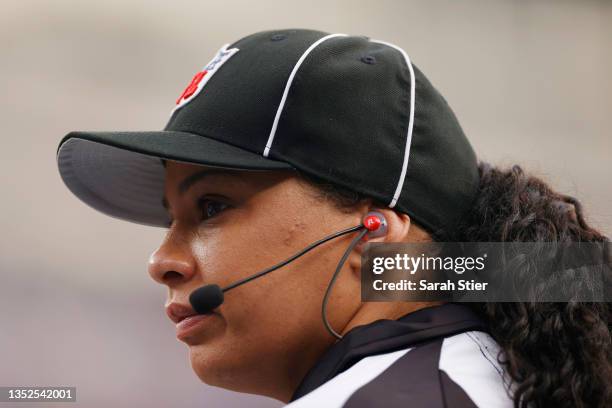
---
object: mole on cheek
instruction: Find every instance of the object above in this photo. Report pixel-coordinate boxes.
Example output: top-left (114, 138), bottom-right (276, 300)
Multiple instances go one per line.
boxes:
top-left (283, 221), bottom-right (307, 246)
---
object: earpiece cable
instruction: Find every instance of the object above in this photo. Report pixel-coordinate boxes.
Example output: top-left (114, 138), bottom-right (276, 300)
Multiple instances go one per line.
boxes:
top-left (322, 228), bottom-right (369, 340)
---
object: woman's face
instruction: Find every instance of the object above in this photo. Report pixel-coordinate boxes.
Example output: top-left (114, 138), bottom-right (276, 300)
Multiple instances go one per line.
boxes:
top-left (147, 160), bottom-right (370, 401)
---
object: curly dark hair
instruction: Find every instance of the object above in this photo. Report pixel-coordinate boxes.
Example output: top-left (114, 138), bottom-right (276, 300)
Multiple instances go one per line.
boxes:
top-left (300, 162), bottom-right (612, 408)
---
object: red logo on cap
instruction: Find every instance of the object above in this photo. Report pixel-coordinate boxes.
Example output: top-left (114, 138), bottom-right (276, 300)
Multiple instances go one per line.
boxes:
top-left (176, 70), bottom-right (208, 104)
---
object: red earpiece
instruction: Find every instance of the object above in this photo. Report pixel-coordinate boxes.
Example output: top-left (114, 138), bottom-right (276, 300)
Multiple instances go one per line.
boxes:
top-left (362, 211), bottom-right (388, 238)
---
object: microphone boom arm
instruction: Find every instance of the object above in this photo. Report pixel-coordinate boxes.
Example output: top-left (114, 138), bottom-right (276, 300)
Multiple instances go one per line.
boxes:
top-left (222, 224), bottom-right (364, 293)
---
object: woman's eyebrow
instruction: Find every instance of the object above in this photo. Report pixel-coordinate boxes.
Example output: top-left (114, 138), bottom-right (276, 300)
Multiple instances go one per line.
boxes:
top-left (161, 169), bottom-right (242, 211)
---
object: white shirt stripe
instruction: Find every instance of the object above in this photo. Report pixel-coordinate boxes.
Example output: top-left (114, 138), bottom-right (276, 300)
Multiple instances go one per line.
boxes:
top-left (439, 331), bottom-right (513, 407)
top-left (284, 347), bottom-right (413, 408)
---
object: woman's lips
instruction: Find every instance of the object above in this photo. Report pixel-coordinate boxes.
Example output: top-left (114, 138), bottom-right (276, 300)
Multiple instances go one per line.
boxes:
top-left (175, 313), bottom-right (215, 340)
top-left (166, 301), bottom-right (216, 341)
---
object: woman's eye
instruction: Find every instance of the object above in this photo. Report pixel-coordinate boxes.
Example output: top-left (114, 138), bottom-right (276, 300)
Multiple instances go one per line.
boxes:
top-left (199, 198), bottom-right (230, 221)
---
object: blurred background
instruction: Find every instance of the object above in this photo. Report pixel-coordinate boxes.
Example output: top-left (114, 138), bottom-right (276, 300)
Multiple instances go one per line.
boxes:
top-left (1, 0), bottom-right (610, 407)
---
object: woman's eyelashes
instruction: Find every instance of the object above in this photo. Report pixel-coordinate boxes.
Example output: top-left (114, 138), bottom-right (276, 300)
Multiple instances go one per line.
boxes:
top-left (165, 195), bottom-right (232, 228)
top-left (198, 197), bottom-right (231, 221)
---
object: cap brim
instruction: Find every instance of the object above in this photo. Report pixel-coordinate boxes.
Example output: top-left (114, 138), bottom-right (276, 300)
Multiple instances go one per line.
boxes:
top-left (56, 130), bottom-right (295, 228)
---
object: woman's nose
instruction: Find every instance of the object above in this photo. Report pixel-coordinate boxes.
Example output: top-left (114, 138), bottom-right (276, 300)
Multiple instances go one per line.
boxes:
top-left (148, 238), bottom-right (196, 287)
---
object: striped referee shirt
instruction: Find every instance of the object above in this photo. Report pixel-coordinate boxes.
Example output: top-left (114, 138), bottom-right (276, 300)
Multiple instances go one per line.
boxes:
top-left (286, 303), bottom-right (514, 407)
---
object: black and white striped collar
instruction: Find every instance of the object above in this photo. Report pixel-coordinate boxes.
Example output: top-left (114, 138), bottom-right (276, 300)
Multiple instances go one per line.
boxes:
top-left (290, 303), bottom-right (487, 401)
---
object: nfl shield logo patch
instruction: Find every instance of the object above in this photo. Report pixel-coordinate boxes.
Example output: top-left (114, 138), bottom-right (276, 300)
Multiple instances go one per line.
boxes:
top-left (173, 43), bottom-right (239, 112)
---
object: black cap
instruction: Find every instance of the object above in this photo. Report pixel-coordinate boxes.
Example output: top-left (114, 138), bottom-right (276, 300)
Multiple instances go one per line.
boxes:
top-left (56, 28), bottom-right (479, 235)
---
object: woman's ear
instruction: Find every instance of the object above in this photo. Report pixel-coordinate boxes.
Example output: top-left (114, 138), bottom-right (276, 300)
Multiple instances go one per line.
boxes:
top-left (371, 208), bottom-right (411, 244)
top-left (347, 208), bottom-right (411, 276)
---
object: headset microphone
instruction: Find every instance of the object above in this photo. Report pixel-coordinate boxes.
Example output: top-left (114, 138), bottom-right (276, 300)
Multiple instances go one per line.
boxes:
top-left (189, 211), bottom-right (387, 338)
top-left (189, 284), bottom-right (225, 316)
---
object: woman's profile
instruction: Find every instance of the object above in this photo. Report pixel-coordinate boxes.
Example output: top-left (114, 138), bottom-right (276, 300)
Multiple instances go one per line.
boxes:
top-left (56, 29), bottom-right (611, 407)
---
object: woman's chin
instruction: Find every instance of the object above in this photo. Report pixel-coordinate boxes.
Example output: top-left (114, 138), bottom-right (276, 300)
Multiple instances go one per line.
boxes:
top-left (189, 344), bottom-right (247, 392)
top-left (189, 342), bottom-right (229, 384)
top-left (189, 346), bottom-right (280, 399)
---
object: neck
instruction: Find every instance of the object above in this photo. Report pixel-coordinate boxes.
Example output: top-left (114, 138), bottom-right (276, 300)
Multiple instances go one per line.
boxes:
top-left (340, 301), bottom-right (444, 337)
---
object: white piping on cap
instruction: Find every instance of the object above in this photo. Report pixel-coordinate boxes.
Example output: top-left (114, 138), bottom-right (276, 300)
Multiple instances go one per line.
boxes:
top-left (371, 39), bottom-right (416, 209)
top-left (263, 33), bottom-right (348, 157)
